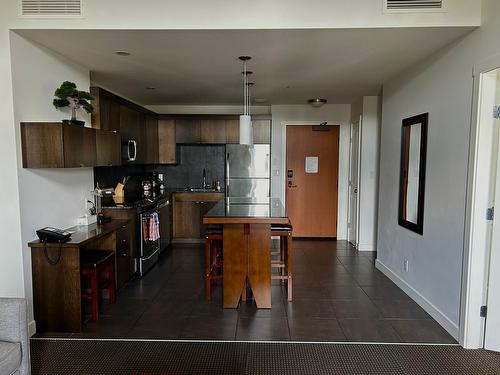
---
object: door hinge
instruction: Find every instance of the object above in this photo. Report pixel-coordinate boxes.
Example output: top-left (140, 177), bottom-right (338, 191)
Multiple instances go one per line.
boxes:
top-left (487, 207), bottom-right (494, 221)
top-left (480, 305), bottom-right (488, 318)
top-left (494, 105), bottom-right (500, 119)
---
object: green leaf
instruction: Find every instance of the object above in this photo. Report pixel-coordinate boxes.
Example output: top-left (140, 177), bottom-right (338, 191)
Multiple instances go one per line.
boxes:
top-left (53, 98), bottom-right (70, 109)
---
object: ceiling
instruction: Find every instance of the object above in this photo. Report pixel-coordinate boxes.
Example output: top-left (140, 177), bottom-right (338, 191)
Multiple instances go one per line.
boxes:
top-left (16, 28), bottom-right (473, 106)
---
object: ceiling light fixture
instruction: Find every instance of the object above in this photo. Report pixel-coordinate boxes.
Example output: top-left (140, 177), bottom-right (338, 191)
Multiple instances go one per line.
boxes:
top-left (308, 98), bottom-right (327, 108)
top-left (239, 56), bottom-right (253, 145)
top-left (114, 51), bottom-right (131, 56)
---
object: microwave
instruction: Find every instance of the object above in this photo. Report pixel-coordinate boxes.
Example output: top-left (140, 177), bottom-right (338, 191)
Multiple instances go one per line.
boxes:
top-left (122, 139), bottom-right (137, 162)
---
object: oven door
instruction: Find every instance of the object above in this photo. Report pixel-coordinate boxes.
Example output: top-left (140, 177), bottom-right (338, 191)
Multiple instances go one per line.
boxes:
top-left (138, 209), bottom-right (160, 275)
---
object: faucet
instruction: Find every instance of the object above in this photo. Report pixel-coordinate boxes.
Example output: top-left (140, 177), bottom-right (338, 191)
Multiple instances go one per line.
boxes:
top-left (202, 168), bottom-right (207, 189)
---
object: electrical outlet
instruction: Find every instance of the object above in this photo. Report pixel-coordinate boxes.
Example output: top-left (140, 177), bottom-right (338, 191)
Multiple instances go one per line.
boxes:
top-left (404, 260), bottom-right (409, 273)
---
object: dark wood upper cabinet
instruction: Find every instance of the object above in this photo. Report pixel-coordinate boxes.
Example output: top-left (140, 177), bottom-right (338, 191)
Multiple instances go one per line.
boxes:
top-left (21, 122), bottom-right (96, 168)
top-left (252, 119), bottom-right (271, 144)
top-left (175, 119), bottom-right (201, 144)
top-left (95, 130), bottom-right (121, 167)
top-left (225, 119), bottom-right (240, 144)
top-left (145, 115), bottom-right (159, 164)
top-left (158, 120), bottom-right (177, 164)
top-left (201, 119), bottom-right (226, 144)
top-left (90, 87), bottom-right (120, 132)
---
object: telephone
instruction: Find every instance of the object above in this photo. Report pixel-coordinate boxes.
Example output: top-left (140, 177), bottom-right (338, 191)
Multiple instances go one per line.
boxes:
top-left (36, 227), bottom-right (72, 243)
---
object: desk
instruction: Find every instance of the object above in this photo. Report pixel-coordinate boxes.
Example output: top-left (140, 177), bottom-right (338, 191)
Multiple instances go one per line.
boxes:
top-left (203, 199), bottom-right (289, 309)
top-left (28, 220), bottom-right (128, 333)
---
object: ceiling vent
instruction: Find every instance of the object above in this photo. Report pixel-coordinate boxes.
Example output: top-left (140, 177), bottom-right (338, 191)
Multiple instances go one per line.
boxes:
top-left (386, 0), bottom-right (442, 10)
top-left (21, 0), bottom-right (82, 17)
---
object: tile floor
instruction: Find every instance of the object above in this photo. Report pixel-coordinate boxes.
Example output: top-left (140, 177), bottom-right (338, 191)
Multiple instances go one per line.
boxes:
top-left (55, 239), bottom-right (455, 343)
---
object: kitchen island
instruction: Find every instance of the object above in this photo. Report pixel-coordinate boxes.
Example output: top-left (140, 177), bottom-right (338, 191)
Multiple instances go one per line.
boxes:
top-left (203, 198), bottom-right (289, 309)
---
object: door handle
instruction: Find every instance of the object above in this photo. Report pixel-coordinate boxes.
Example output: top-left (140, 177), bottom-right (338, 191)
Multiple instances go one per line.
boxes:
top-left (288, 181), bottom-right (297, 188)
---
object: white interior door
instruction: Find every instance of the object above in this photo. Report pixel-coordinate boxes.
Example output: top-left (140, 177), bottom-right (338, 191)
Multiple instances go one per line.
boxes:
top-left (348, 119), bottom-right (361, 247)
top-left (484, 109), bottom-right (500, 352)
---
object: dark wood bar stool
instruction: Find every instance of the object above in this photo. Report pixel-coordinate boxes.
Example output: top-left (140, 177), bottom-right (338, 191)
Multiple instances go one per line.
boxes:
top-left (81, 250), bottom-right (116, 321)
top-left (205, 224), bottom-right (223, 301)
top-left (271, 223), bottom-right (293, 301)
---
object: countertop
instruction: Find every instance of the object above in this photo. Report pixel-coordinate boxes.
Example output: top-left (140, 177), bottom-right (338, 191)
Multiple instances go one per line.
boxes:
top-left (101, 188), bottom-right (224, 209)
top-left (28, 219), bottom-right (129, 248)
top-left (203, 198), bottom-right (289, 225)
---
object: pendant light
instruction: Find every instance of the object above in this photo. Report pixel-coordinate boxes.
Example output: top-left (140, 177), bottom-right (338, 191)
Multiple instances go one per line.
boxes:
top-left (239, 56), bottom-right (253, 145)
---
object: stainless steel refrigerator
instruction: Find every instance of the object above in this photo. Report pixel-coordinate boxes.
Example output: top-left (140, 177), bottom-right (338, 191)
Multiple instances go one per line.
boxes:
top-left (225, 144), bottom-right (271, 214)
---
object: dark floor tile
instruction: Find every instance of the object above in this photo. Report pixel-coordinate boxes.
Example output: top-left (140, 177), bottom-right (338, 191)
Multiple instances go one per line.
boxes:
top-left (361, 285), bottom-right (409, 300)
top-left (180, 315), bottom-right (237, 340)
top-left (372, 299), bottom-right (432, 319)
top-left (288, 318), bottom-right (346, 341)
top-left (338, 319), bottom-right (402, 342)
top-left (236, 317), bottom-right (290, 341)
top-left (388, 319), bottom-right (457, 343)
top-left (331, 299), bottom-right (382, 319)
top-left (238, 299), bottom-right (287, 319)
top-left (129, 316), bottom-right (189, 339)
top-left (337, 256), bottom-right (375, 266)
top-left (284, 299), bottom-right (335, 319)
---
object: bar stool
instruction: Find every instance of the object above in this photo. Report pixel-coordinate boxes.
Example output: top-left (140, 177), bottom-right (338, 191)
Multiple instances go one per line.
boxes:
top-left (271, 223), bottom-right (293, 301)
top-left (81, 250), bottom-right (116, 321)
top-left (205, 224), bottom-right (223, 301)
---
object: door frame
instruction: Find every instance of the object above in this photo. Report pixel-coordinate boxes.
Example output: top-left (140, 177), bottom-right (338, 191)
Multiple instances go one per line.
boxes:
top-left (461, 53), bottom-right (500, 349)
top-left (281, 121), bottom-right (350, 240)
top-left (348, 116), bottom-right (362, 248)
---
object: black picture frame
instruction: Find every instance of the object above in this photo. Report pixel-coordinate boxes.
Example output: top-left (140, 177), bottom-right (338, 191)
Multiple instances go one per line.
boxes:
top-left (398, 113), bottom-right (428, 235)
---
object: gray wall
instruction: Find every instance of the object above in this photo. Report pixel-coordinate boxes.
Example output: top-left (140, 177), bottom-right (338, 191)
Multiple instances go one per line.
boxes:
top-left (377, 0), bottom-right (500, 340)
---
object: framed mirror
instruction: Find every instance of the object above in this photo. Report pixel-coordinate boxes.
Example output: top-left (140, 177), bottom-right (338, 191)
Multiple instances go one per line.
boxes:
top-left (398, 113), bottom-right (428, 235)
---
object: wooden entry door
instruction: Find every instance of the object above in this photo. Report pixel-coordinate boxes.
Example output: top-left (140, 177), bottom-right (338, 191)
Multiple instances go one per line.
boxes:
top-left (286, 125), bottom-right (339, 237)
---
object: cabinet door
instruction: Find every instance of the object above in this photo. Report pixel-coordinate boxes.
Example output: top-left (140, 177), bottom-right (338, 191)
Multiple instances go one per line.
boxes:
top-left (119, 105), bottom-right (140, 141)
top-left (199, 201), bottom-right (218, 238)
top-left (95, 130), bottom-right (120, 166)
top-left (201, 120), bottom-right (226, 144)
top-left (173, 201), bottom-right (200, 238)
top-left (158, 120), bottom-right (176, 164)
top-left (101, 98), bottom-right (121, 132)
top-left (63, 125), bottom-right (96, 167)
top-left (225, 119), bottom-right (239, 144)
top-left (253, 120), bottom-right (271, 144)
top-left (175, 119), bottom-right (201, 144)
top-left (145, 115), bottom-right (159, 164)
top-left (116, 224), bottom-right (133, 288)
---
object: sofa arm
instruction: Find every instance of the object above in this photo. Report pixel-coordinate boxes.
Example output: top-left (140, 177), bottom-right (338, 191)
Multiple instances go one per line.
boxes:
top-left (0, 298), bottom-right (29, 375)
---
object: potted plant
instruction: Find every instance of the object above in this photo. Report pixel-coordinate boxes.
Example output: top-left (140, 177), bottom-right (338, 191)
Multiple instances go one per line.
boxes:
top-left (53, 81), bottom-right (94, 126)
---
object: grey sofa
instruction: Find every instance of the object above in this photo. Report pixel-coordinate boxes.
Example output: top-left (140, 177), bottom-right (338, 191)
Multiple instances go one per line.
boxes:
top-left (0, 299), bottom-right (29, 375)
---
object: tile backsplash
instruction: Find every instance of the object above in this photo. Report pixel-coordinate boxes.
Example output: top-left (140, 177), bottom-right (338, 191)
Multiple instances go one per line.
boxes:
top-left (94, 144), bottom-right (225, 190)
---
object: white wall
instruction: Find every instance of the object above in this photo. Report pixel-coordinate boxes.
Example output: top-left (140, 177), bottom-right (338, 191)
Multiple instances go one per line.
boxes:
top-left (10, 32), bottom-right (94, 333)
top-left (271, 104), bottom-right (351, 240)
top-left (376, 0), bottom-right (500, 341)
top-left (2, 0), bottom-right (480, 30)
top-left (351, 96), bottom-right (381, 251)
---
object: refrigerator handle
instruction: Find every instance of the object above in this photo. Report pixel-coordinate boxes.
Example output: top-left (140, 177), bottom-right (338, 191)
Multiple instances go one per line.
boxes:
top-left (226, 152), bottom-right (230, 196)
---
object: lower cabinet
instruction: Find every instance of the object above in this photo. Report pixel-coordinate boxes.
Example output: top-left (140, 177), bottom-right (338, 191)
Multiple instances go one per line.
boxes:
top-left (172, 192), bottom-right (224, 242)
top-left (103, 208), bottom-right (137, 288)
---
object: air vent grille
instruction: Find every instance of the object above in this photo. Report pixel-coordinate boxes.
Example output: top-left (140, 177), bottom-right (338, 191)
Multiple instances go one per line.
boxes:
top-left (22, 0), bottom-right (82, 16)
top-left (386, 0), bottom-right (442, 9)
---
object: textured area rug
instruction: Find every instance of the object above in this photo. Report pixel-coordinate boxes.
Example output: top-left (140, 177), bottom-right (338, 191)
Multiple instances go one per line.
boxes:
top-left (31, 339), bottom-right (500, 375)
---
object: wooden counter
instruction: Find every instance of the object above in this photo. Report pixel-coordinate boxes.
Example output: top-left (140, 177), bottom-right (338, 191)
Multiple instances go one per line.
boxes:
top-left (28, 220), bottom-right (129, 333)
top-left (203, 199), bottom-right (289, 309)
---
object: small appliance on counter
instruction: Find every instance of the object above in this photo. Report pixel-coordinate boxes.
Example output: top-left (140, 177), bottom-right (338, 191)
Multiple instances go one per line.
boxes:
top-left (91, 185), bottom-right (115, 224)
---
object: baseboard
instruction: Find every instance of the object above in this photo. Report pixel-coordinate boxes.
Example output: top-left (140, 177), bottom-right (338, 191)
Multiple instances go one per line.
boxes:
top-left (357, 243), bottom-right (375, 252)
top-left (28, 320), bottom-right (36, 337)
top-left (375, 259), bottom-right (459, 340)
